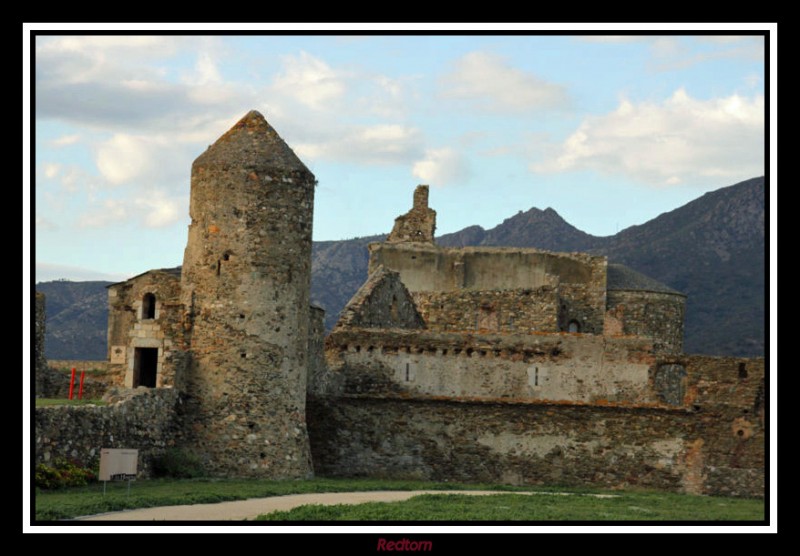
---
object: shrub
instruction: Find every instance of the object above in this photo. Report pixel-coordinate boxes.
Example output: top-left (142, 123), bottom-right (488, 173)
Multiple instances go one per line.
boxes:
top-left (151, 448), bottom-right (205, 478)
top-left (35, 458), bottom-right (96, 490)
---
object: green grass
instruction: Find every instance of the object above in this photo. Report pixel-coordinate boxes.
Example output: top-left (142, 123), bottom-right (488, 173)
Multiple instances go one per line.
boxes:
top-left (34, 477), bottom-right (528, 521)
top-left (35, 398), bottom-right (106, 407)
top-left (256, 491), bottom-right (765, 521)
top-left (34, 477), bottom-right (764, 522)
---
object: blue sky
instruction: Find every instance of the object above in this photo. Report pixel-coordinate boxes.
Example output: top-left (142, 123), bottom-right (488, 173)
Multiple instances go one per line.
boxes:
top-left (28, 27), bottom-right (770, 283)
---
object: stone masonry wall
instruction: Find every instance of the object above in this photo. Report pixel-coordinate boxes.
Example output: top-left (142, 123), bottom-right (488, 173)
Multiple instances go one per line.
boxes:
top-left (35, 292), bottom-right (49, 397)
top-left (335, 266), bottom-right (425, 331)
top-left (308, 306), bottom-right (328, 397)
top-left (413, 287), bottom-right (558, 333)
top-left (107, 270), bottom-right (184, 388)
top-left (308, 355), bottom-right (764, 497)
top-left (606, 290), bottom-right (686, 354)
top-left (369, 244), bottom-right (608, 335)
top-left (35, 389), bottom-right (182, 476)
top-left (323, 328), bottom-right (658, 405)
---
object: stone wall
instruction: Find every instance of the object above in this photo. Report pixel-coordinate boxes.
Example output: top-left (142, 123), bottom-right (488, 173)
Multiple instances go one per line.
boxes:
top-left (107, 269), bottom-right (184, 388)
top-left (35, 292), bottom-right (49, 397)
top-left (308, 305), bottom-right (328, 396)
top-left (606, 290), bottom-right (686, 354)
top-left (335, 266), bottom-right (425, 331)
top-left (323, 329), bottom-right (661, 406)
top-left (34, 389), bottom-right (182, 476)
top-left (40, 363), bottom-right (114, 400)
top-left (368, 244), bottom-right (607, 334)
top-left (413, 287), bottom-right (558, 333)
top-left (308, 355), bottom-right (764, 497)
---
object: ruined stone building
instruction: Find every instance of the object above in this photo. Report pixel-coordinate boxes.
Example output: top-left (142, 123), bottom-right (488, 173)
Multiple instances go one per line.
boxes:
top-left (36, 111), bottom-right (764, 496)
top-left (103, 111), bottom-right (316, 477)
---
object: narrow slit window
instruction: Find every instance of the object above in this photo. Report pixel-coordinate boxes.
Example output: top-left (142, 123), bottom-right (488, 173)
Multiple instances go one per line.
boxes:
top-left (142, 293), bottom-right (156, 320)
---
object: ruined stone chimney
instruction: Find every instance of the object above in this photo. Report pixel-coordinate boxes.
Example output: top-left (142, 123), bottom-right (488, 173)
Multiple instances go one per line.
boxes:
top-left (179, 110), bottom-right (314, 478)
top-left (387, 184), bottom-right (437, 244)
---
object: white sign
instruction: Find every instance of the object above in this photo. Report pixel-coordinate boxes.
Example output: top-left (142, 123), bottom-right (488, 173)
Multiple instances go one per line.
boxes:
top-left (99, 448), bottom-right (138, 481)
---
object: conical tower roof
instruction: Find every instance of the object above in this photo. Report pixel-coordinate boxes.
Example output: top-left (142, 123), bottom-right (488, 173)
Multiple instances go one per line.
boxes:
top-left (193, 110), bottom-right (313, 177)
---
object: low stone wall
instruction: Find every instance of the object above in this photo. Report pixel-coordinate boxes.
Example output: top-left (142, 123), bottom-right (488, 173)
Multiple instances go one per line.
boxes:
top-left (308, 355), bottom-right (764, 498)
top-left (34, 389), bottom-right (182, 476)
top-left (43, 360), bottom-right (120, 400)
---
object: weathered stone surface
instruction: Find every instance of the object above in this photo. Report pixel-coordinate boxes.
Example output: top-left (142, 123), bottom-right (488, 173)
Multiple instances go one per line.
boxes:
top-left (107, 268), bottom-right (183, 388)
top-left (413, 287), bottom-right (559, 333)
top-left (308, 355), bottom-right (764, 497)
top-left (179, 110), bottom-right (314, 478)
top-left (387, 185), bottom-right (436, 244)
top-left (35, 293), bottom-right (51, 397)
top-left (323, 329), bottom-right (658, 405)
top-left (34, 389), bottom-right (182, 476)
top-left (35, 118), bottom-right (762, 499)
top-left (369, 243), bottom-right (608, 334)
top-left (606, 289), bottom-right (685, 354)
top-left (311, 185), bottom-right (763, 498)
top-left (334, 266), bottom-right (425, 331)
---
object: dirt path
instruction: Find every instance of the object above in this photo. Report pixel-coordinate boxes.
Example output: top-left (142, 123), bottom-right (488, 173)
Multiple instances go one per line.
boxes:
top-left (77, 490), bottom-right (592, 521)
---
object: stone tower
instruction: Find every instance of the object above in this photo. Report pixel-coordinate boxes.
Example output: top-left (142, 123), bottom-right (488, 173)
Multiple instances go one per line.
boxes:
top-left (179, 110), bottom-right (314, 478)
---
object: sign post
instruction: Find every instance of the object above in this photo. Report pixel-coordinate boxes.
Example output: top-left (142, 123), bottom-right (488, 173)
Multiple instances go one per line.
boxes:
top-left (99, 448), bottom-right (138, 495)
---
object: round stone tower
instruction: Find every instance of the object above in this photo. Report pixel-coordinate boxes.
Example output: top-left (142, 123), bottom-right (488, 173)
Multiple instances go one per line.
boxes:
top-left (179, 110), bottom-right (314, 478)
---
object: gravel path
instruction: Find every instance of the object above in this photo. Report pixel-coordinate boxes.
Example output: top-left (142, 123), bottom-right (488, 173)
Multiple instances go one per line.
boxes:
top-left (76, 490), bottom-right (552, 521)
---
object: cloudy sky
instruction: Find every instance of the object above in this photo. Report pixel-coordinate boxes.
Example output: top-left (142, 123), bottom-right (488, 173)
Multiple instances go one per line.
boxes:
top-left (28, 27), bottom-right (771, 283)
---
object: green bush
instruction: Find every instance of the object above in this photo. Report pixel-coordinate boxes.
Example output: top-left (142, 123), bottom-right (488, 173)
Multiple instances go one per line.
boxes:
top-left (151, 449), bottom-right (205, 479)
top-left (35, 458), bottom-right (96, 490)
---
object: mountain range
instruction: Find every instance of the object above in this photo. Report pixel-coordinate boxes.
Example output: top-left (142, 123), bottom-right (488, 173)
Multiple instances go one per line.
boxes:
top-left (36, 176), bottom-right (766, 360)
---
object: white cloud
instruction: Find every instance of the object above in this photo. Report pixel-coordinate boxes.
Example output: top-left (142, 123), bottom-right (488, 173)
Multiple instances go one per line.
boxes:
top-left (194, 52), bottom-right (222, 84)
top-left (412, 148), bottom-right (469, 186)
top-left (79, 199), bottom-right (128, 228)
top-left (441, 51), bottom-right (569, 113)
top-left (650, 36), bottom-right (764, 72)
top-left (698, 35), bottom-right (755, 44)
top-left (134, 191), bottom-right (186, 228)
top-left (51, 134), bottom-right (80, 147)
top-left (272, 51), bottom-right (345, 110)
top-left (745, 73), bottom-right (761, 88)
top-left (60, 166), bottom-right (84, 193)
top-left (95, 134), bottom-right (158, 185)
top-left (35, 36), bottom-right (248, 131)
top-left (359, 75), bottom-right (413, 118)
top-left (533, 88), bottom-right (764, 186)
top-left (42, 163), bottom-right (60, 179)
top-left (294, 124), bottom-right (423, 165)
top-left (577, 36), bottom-right (646, 43)
top-left (35, 215), bottom-right (58, 231)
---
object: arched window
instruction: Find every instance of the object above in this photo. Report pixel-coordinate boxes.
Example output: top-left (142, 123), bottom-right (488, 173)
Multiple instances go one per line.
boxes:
top-left (142, 293), bottom-right (156, 320)
top-left (567, 320), bottom-right (580, 333)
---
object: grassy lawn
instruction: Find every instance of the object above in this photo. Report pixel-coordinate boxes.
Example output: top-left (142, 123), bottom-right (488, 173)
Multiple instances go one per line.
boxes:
top-left (35, 398), bottom-right (106, 407)
top-left (33, 477), bottom-right (764, 522)
top-left (256, 491), bottom-right (764, 521)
